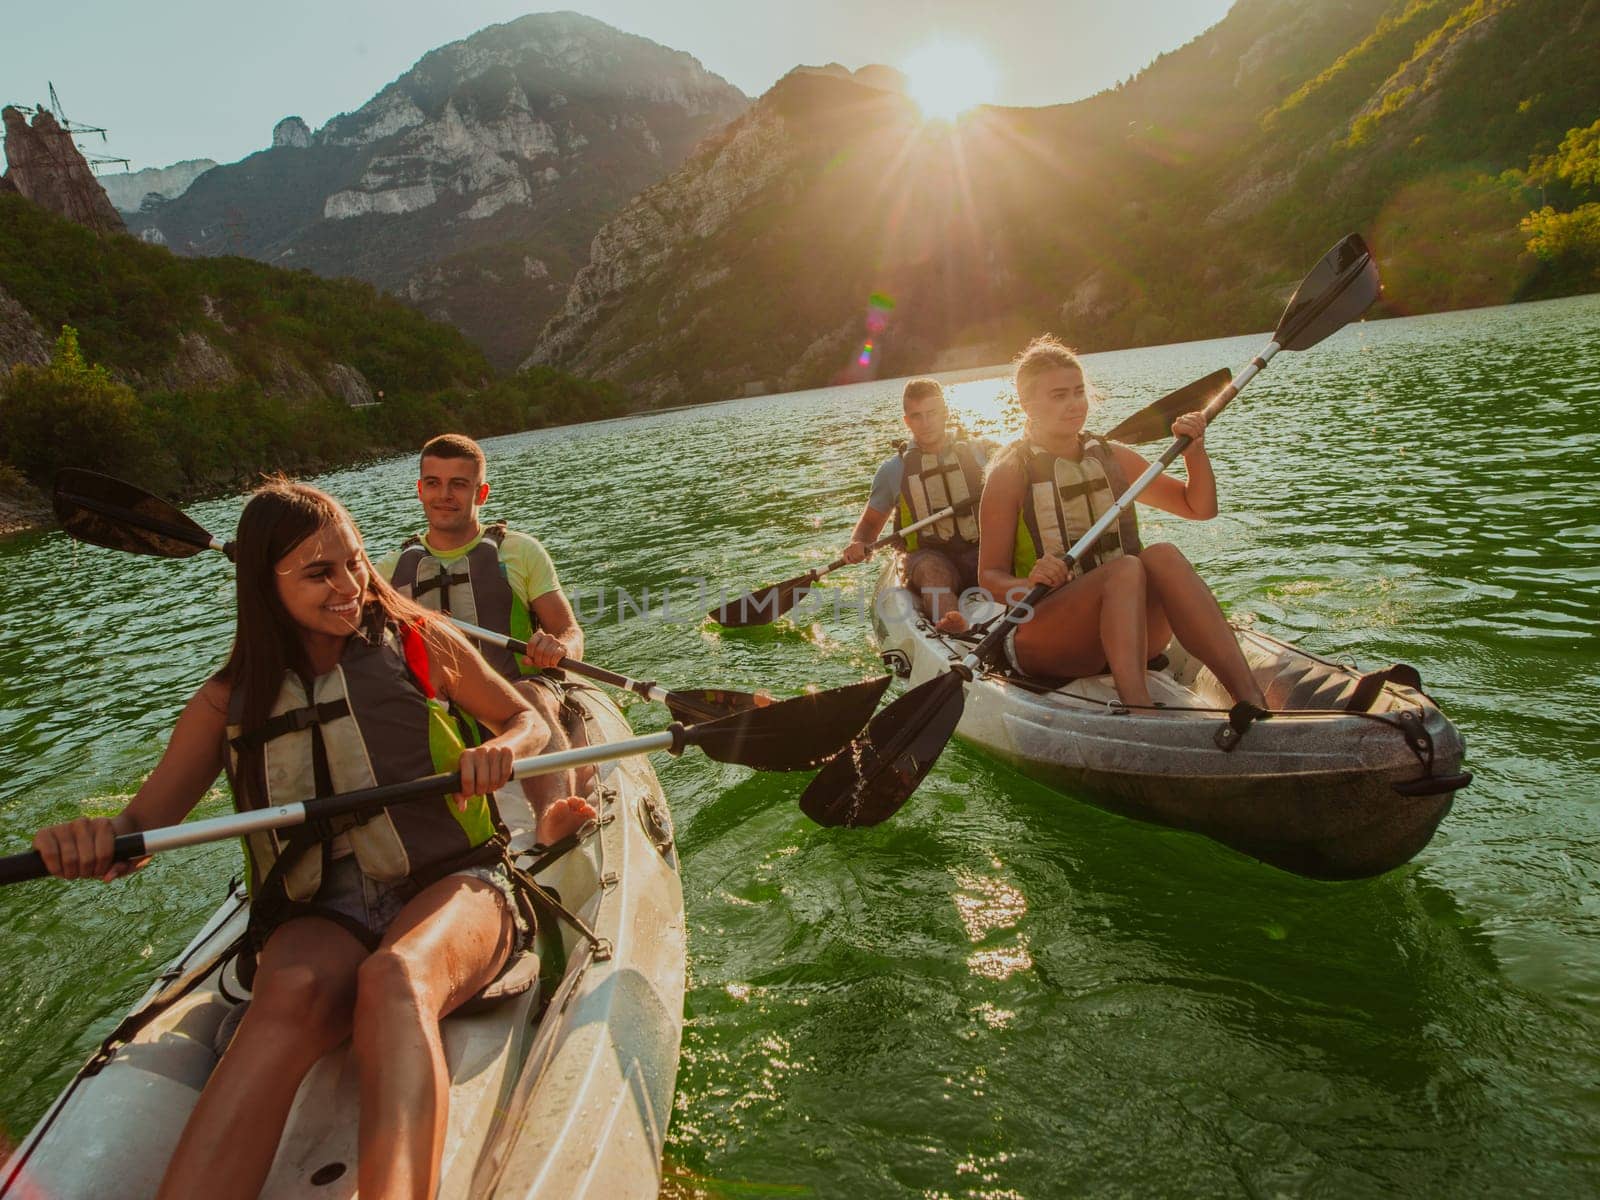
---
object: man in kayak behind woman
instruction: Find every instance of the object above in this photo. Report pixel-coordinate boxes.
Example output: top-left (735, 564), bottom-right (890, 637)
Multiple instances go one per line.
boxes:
top-left (30, 479), bottom-right (596, 1198)
top-left (840, 377), bottom-right (996, 633)
top-left (977, 334), bottom-right (1269, 713)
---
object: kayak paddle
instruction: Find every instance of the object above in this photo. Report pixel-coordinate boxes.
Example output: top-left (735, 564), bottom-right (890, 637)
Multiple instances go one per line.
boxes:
top-left (710, 499), bottom-right (975, 627)
top-left (52, 469), bottom-right (884, 758)
top-left (1105, 369), bottom-right (1234, 444)
top-left (446, 617), bottom-right (769, 725)
top-left (801, 233), bottom-right (1382, 827)
top-left (0, 684), bottom-right (888, 888)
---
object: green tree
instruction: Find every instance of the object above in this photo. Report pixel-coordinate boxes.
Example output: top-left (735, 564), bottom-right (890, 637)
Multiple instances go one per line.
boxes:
top-left (0, 326), bottom-right (155, 485)
top-left (1528, 119), bottom-right (1600, 194)
top-left (1520, 204), bottom-right (1600, 269)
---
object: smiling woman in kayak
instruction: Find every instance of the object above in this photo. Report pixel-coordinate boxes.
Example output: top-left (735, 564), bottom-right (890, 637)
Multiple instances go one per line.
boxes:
top-left (29, 478), bottom-right (593, 1199)
top-left (978, 336), bottom-right (1269, 712)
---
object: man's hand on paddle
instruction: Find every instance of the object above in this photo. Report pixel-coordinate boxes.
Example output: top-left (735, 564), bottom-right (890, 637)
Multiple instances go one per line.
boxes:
top-left (841, 540), bottom-right (873, 565)
top-left (519, 631), bottom-right (569, 670)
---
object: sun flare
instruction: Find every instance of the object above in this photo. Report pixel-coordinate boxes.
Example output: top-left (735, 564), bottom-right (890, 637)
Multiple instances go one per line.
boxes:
top-left (902, 41), bottom-right (998, 121)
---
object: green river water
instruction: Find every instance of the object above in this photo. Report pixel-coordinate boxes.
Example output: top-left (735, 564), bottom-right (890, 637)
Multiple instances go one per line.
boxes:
top-left (2, 296), bottom-right (1597, 1196)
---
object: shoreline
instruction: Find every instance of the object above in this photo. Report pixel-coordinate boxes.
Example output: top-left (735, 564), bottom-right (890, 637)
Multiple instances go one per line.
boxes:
top-left (0, 483), bottom-right (49, 539)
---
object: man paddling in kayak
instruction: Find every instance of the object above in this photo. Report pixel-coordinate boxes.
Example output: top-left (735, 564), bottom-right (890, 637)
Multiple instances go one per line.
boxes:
top-left (378, 433), bottom-right (594, 836)
top-left (978, 336), bottom-right (1269, 711)
top-left (841, 378), bottom-right (991, 632)
top-left (31, 479), bottom-right (592, 1198)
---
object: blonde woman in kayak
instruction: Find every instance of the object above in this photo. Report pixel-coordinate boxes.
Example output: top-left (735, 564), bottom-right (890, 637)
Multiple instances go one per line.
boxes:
top-left (977, 335), bottom-right (1269, 712)
top-left (30, 479), bottom-right (594, 1199)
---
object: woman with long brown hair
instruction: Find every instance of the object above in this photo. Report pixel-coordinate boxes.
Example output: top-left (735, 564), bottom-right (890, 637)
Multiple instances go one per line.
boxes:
top-left (30, 478), bottom-right (593, 1198)
top-left (978, 336), bottom-right (1269, 712)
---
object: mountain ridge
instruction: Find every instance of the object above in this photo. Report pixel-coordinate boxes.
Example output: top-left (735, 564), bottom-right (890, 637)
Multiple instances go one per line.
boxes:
top-left (124, 12), bottom-right (749, 369)
top-left (526, 0), bottom-right (1599, 404)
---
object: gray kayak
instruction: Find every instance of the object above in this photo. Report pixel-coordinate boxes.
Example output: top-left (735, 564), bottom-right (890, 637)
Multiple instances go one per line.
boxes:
top-left (1, 681), bottom-right (685, 1198)
top-left (873, 559), bottom-right (1469, 880)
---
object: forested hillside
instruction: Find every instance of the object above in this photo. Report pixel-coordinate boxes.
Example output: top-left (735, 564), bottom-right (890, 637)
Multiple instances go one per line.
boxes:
top-left (0, 193), bottom-right (624, 515)
top-left (528, 0), bottom-right (1600, 404)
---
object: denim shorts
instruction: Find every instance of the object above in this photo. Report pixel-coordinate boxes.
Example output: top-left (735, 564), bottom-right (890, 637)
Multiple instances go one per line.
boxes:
top-left (312, 854), bottom-right (529, 949)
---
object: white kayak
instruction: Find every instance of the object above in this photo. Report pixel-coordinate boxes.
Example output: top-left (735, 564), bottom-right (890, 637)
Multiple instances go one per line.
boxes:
top-left (1, 681), bottom-right (686, 1198)
top-left (873, 559), bottom-right (1469, 880)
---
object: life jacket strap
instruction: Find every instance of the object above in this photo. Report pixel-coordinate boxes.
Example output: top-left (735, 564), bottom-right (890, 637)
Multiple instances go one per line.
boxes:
top-left (410, 568), bottom-right (469, 600)
top-left (228, 698), bottom-right (352, 752)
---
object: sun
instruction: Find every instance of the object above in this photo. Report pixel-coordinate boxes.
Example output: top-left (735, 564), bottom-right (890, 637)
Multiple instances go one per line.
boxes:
top-left (902, 41), bottom-right (998, 121)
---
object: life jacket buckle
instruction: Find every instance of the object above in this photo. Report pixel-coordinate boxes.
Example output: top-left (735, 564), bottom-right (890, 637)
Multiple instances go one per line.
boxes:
top-left (283, 706), bottom-right (320, 732)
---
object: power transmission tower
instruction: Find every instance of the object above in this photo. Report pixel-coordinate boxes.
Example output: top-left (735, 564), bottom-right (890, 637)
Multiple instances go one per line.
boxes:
top-left (13, 81), bottom-right (131, 173)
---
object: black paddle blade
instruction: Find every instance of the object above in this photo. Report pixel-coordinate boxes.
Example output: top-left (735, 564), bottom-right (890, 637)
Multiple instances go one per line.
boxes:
top-left (1276, 233), bottom-right (1380, 352)
top-left (799, 670), bottom-right (967, 827)
top-left (53, 469), bottom-right (217, 559)
top-left (1105, 368), bottom-right (1233, 444)
top-left (685, 675), bottom-right (891, 771)
top-left (663, 688), bottom-right (764, 724)
top-left (708, 571), bottom-right (817, 627)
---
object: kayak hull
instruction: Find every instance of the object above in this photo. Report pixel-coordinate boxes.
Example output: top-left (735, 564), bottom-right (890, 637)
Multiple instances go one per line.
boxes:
top-left (874, 562), bottom-right (1467, 880)
top-left (2, 682), bottom-right (686, 1199)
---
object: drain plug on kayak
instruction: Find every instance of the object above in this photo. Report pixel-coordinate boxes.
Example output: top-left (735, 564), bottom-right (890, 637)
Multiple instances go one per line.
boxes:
top-left (311, 1163), bottom-right (347, 1186)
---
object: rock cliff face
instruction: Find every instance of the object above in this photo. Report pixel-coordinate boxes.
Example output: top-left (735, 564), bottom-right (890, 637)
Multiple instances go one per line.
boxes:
top-left (524, 66), bottom-right (1009, 404)
top-left (272, 116), bottom-right (312, 149)
top-left (0, 282), bottom-right (51, 371)
top-left (125, 12), bottom-right (747, 367)
top-left (97, 158), bottom-right (219, 213)
top-left (1, 107), bottom-right (125, 233)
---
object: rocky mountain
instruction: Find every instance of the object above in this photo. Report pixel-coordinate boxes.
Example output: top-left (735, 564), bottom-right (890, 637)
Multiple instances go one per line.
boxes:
top-left (1, 106), bottom-right (125, 234)
top-left (126, 11), bottom-right (748, 368)
top-left (98, 158), bottom-right (219, 213)
top-left (527, 0), bottom-right (1600, 405)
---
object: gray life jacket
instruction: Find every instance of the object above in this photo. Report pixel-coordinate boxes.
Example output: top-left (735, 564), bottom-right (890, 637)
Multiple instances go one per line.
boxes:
top-left (387, 521), bottom-right (540, 682)
top-left (224, 611), bottom-right (501, 905)
top-left (1011, 433), bottom-right (1143, 577)
top-left (894, 439), bottom-right (985, 550)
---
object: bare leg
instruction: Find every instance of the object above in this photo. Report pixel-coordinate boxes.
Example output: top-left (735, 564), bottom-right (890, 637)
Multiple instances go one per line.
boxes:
top-left (353, 874), bottom-right (515, 1200)
top-left (513, 680), bottom-right (597, 842)
top-left (906, 553), bottom-right (969, 633)
top-left (1139, 543), bottom-right (1267, 707)
top-left (1010, 556), bottom-right (1155, 706)
top-left (157, 919), bottom-right (366, 1200)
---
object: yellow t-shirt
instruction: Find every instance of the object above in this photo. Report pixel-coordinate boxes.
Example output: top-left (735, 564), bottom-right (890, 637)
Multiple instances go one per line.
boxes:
top-left (376, 526), bottom-right (561, 608)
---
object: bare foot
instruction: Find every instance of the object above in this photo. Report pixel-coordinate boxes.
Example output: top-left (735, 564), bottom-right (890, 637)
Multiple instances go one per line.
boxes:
top-left (934, 610), bottom-right (970, 634)
top-left (537, 795), bottom-right (597, 845)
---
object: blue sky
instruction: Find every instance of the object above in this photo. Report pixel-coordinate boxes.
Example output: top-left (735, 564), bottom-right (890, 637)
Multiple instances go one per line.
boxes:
top-left (2, 1), bottom-right (1234, 171)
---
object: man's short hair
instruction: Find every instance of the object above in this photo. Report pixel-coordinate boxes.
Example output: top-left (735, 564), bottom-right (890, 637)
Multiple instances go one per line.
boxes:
top-left (419, 433), bottom-right (486, 478)
top-left (902, 378), bottom-right (945, 409)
